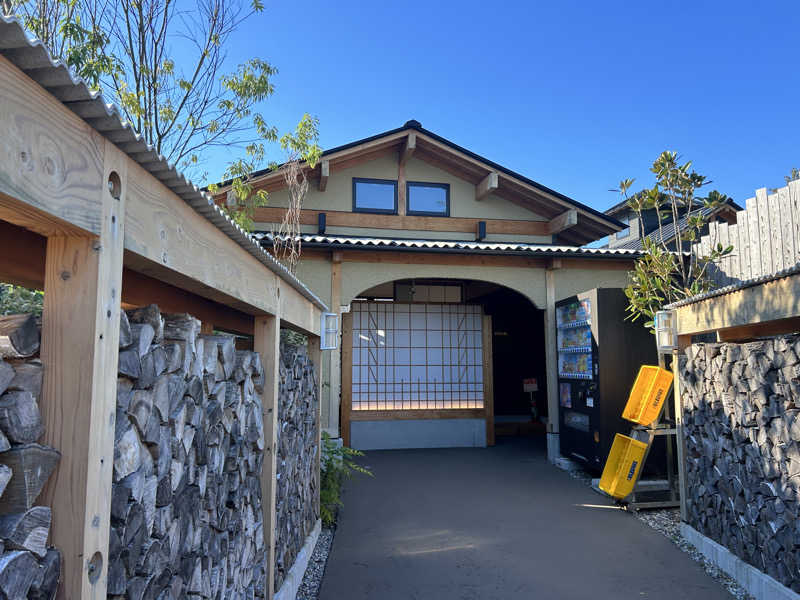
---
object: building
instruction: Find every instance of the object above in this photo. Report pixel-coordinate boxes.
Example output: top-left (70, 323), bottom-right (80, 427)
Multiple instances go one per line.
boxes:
top-left (214, 120), bottom-right (643, 460)
top-left (605, 195), bottom-right (741, 251)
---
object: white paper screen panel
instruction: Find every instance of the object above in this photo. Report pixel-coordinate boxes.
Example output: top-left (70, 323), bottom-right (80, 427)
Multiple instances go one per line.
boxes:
top-left (351, 302), bottom-right (484, 410)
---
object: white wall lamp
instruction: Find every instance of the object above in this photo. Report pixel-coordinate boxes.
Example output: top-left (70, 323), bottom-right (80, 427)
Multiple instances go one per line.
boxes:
top-left (320, 312), bottom-right (339, 350)
top-left (654, 310), bottom-right (678, 353)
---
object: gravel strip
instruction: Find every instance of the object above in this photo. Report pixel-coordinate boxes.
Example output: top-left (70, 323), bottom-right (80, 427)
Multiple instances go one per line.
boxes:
top-left (560, 460), bottom-right (753, 600)
top-left (295, 526), bottom-right (334, 600)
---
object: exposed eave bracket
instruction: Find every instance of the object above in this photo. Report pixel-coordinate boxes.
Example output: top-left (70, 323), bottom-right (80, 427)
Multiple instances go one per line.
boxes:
top-left (476, 171), bottom-right (498, 201)
top-left (400, 132), bottom-right (416, 167)
top-left (546, 209), bottom-right (578, 235)
top-left (318, 159), bottom-right (330, 192)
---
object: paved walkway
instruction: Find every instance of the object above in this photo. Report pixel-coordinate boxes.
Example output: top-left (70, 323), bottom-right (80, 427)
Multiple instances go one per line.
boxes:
top-left (319, 436), bottom-right (730, 600)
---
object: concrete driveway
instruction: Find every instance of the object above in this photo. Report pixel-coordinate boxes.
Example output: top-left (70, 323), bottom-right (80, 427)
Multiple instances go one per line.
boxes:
top-left (319, 436), bottom-right (731, 600)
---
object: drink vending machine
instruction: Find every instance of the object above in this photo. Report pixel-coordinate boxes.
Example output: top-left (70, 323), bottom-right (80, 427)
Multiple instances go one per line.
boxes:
top-left (556, 288), bottom-right (657, 471)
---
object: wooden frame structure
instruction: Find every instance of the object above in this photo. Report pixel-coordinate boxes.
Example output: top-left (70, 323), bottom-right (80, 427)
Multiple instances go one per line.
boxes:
top-left (671, 268), bottom-right (800, 520)
top-left (0, 40), bottom-right (326, 600)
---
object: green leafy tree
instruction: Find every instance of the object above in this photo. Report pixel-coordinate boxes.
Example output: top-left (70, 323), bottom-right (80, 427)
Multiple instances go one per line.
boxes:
top-left (0, 284), bottom-right (44, 316)
top-left (771, 167), bottom-right (800, 193)
top-left (619, 151), bottom-right (733, 329)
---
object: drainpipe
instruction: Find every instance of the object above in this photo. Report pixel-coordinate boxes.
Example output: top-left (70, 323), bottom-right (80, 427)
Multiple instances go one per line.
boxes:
top-left (544, 261), bottom-right (561, 463)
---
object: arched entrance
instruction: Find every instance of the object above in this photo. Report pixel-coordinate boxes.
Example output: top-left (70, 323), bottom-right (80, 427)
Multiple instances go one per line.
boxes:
top-left (341, 277), bottom-right (547, 450)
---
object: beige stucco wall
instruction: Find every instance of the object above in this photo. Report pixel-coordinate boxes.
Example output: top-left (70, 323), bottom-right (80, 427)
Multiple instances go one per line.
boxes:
top-left (553, 267), bottom-right (632, 301)
top-left (258, 154), bottom-right (552, 244)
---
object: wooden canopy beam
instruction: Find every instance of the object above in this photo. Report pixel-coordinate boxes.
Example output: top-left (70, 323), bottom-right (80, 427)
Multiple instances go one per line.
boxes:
top-left (476, 172), bottom-right (499, 201)
top-left (318, 160), bottom-right (329, 192)
top-left (399, 132), bottom-right (416, 167)
top-left (0, 54), bottom-right (323, 335)
top-left (675, 271), bottom-right (800, 337)
top-left (546, 209), bottom-right (578, 235)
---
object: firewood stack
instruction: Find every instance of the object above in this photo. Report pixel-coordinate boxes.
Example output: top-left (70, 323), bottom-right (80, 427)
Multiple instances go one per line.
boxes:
top-left (0, 314), bottom-right (62, 600)
top-left (110, 306), bottom-right (267, 599)
top-left (274, 341), bottom-right (319, 592)
top-left (680, 337), bottom-right (800, 591)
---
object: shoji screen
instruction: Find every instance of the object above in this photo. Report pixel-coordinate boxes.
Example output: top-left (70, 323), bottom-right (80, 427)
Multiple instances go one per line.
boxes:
top-left (351, 302), bottom-right (484, 410)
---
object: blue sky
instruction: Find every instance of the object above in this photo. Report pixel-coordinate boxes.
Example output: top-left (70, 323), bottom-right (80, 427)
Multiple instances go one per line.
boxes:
top-left (201, 0), bottom-right (800, 214)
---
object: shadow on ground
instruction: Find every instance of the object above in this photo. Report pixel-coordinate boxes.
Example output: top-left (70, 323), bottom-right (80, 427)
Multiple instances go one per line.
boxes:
top-left (319, 436), bottom-right (731, 600)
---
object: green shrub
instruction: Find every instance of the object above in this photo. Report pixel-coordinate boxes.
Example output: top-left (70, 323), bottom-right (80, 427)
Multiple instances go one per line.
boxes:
top-left (320, 431), bottom-right (372, 527)
top-left (0, 284), bottom-right (43, 316)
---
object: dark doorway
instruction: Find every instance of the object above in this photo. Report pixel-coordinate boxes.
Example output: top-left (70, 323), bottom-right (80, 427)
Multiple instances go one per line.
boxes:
top-left (481, 288), bottom-right (547, 421)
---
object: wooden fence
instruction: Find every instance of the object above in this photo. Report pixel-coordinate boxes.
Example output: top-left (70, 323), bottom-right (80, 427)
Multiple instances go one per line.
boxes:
top-left (695, 180), bottom-right (800, 286)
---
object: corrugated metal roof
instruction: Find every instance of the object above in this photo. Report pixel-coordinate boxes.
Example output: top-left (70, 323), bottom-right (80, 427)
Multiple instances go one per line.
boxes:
top-left (0, 16), bottom-right (327, 312)
top-left (613, 206), bottom-right (717, 251)
top-left (254, 233), bottom-right (644, 258)
top-left (664, 262), bottom-right (800, 309)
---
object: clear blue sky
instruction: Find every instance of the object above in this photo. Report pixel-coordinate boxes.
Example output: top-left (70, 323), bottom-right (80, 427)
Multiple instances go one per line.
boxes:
top-left (202, 0), bottom-right (800, 214)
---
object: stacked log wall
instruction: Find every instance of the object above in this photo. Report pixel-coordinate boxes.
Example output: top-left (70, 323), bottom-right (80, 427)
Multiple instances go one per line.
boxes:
top-left (680, 336), bottom-right (800, 591)
top-left (274, 341), bottom-right (319, 592)
top-left (0, 314), bottom-right (62, 599)
top-left (109, 306), bottom-right (267, 599)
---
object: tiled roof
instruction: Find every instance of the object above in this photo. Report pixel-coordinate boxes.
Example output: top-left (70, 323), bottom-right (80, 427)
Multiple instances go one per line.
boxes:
top-left (0, 16), bottom-right (327, 311)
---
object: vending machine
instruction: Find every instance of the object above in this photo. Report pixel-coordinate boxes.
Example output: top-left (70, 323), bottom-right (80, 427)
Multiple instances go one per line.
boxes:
top-left (556, 288), bottom-right (657, 472)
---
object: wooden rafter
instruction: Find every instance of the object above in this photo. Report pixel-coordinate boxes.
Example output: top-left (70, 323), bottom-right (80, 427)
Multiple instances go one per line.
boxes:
top-left (546, 209), bottom-right (578, 235)
top-left (318, 159), bottom-right (329, 192)
top-left (476, 172), bottom-right (499, 201)
top-left (399, 132), bottom-right (416, 167)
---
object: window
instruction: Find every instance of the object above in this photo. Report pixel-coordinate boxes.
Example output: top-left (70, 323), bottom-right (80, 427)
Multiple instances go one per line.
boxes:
top-left (407, 181), bottom-right (449, 216)
top-left (353, 178), bottom-right (397, 214)
top-left (616, 214), bottom-right (630, 238)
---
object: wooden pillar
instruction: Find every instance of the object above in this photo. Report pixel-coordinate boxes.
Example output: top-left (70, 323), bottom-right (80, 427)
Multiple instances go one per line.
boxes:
top-left (200, 321), bottom-right (213, 334)
top-left (308, 336), bottom-right (322, 516)
top-left (327, 253), bottom-right (342, 436)
top-left (40, 141), bottom-right (127, 599)
top-left (544, 265), bottom-right (560, 462)
top-left (482, 314), bottom-right (495, 446)
top-left (340, 311), bottom-right (353, 447)
top-left (254, 314), bottom-right (281, 600)
top-left (674, 335), bottom-right (691, 522)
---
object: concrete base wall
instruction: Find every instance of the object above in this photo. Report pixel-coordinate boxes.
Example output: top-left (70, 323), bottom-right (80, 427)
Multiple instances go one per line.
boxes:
top-left (274, 519), bottom-right (322, 600)
top-left (681, 523), bottom-right (800, 600)
top-left (350, 419), bottom-right (487, 450)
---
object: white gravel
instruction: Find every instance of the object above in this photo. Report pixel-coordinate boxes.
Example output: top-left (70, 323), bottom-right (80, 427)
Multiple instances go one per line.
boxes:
top-left (295, 527), bottom-right (334, 600)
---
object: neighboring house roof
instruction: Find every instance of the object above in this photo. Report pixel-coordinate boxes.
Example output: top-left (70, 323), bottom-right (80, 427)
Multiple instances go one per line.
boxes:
top-left (604, 196), bottom-right (742, 217)
top-left (254, 233), bottom-right (643, 260)
top-left (611, 202), bottom-right (741, 251)
top-left (216, 120), bottom-right (625, 246)
top-left (0, 16), bottom-right (327, 311)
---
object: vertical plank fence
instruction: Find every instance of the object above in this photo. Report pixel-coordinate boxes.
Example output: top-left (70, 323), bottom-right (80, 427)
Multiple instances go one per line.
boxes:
top-left (694, 181), bottom-right (800, 286)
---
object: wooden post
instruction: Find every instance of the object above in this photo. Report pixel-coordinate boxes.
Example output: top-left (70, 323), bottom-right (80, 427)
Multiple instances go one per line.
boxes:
top-left (200, 321), bottom-right (213, 334)
top-left (327, 253), bottom-right (342, 436)
top-left (39, 141), bottom-right (127, 599)
top-left (544, 266), bottom-right (560, 462)
top-left (308, 336), bottom-right (322, 516)
top-left (340, 311), bottom-right (353, 447)
top-left (254, 315), bottom-right (281, 600)
top-left (482, 314), bottom-right (495, 446)
top-left (673, 336), bottom-right (691, 522)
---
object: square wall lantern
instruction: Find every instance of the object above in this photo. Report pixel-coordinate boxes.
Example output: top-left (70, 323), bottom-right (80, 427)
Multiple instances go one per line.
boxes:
top-left (654, 310), bottom-right (678, 352)
top-left (321, 312), bottom-right (339, 350)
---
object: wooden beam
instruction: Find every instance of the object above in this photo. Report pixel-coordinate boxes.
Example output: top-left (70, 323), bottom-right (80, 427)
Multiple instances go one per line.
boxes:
top-left (254, 207), bottom-right (551, 237)
top-left (399, 132), bottom-right (416, 167)
top-left (340, 311), bottom-right (353, 446)
top-left (318, 160), bottom-right (329, 192)
top-left (675, 271), bottom-right (800, 336)
top-left (476, 172), bottom-right (499, 201)
top-left (546, 209), bottom-right (578, 235)
top-left (544, 267), bottom-right (559, 460)
top-left (482, 314), bottom-right (495, 446)
top-left (308, 335), bottom-right (322, 517)
top-left (254, 315), bottom-right (281, 600)
top-left (328, 255), bottom-right (342, 436)
top-left (0, 54), bottom-right (322, 334)
top-left (0, 220), bottom-right (46, 289)
top-left (39, 140), bottom-right (127, 600)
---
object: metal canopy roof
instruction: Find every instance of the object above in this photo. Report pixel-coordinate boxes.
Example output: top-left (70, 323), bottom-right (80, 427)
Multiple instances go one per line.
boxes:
top-left (254, 233), bottom-right (644, 259)
top-left (0, 16), bottom-right (327, 311)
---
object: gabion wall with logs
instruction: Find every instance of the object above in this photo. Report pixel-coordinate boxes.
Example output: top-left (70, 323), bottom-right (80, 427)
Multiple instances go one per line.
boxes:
top-left (0, 313), bottom-right (62, 599)
top-left (274, 341), bottom-right (319, 592)
top-left (110, 306), bottom-right (267, 599)
top-left (680, 337), bottom-right (800, 591)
